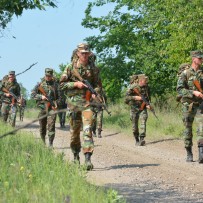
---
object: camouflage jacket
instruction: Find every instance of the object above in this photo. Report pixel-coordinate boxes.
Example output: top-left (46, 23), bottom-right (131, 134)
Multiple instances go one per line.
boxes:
top-left (0, 76), bottom-right (21, 104)
top-left (31, 77), bottom-right (60, 110)
top-left (176, 66), bottom-right (203, 104)
top-left (60, 62), bottom-right (100, 110)
top-left (125, 83), bottom-right (150, 109)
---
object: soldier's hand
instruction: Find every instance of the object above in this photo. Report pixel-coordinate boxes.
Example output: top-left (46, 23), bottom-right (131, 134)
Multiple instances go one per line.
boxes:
top-left (193, 91), bottom-right (203, 99)
top-left (134, 96), bottom-right (142, 101)
top-left (74, 81), bottom-right (87, 89)
top-left (146, 105), bottom-right (151, 109)
top-left (4, 93), bottom-right (11, 97)
top-left (92, 94), bottom-right (96, 99)
top-left (41, 95), bottom-right (48, 101)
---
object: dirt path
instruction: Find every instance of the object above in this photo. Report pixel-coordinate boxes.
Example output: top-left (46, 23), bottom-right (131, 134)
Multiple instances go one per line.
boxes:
top-left (17, 119), bottom-right (203, 203)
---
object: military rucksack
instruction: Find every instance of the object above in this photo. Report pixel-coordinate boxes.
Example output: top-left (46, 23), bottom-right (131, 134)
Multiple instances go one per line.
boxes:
top-left (176, 63), bottom-right (191, 102)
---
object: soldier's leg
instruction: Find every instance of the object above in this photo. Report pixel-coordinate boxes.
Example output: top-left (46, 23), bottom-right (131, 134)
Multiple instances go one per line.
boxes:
top-left (58, 112), bottom-right (63, 127)
top-left (61, 112), bottom-right (66, 127)
top-left (82, 108), bottom-right (94, 170)
top-left (9, 105), bottom-right (17, 127)
top-left (1, 103), bottom-right (9, 122)
top-left (139, 109), bottom-right (148, 146)
top-left (131, 108), bottom-right (140, 145)
top-left (97, 109), bottom-right (103, 138)
top-left (21, 108), bottom-right (24, 121)
top-left (38, 110), bottom-right (47, 144)
top-left (92, 110), bottom-right (97, 137)
top-left (195, 109), bottom-right (203, 163)
top-left (182, 103), bottom-right (197, 162)
top-left (47, 110), bottom-right (57, 147)
top-left (70, 111), bottom-right (82, 162)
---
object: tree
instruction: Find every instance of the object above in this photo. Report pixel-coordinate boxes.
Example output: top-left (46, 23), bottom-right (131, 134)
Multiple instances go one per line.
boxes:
top-left (0, 0), bottom-right (56, 34)
top-left (82, 0), bottom-right (203, 102)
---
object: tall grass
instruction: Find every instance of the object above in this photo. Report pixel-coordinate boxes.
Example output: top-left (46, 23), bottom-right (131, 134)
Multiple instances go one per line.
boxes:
top-left (0, 122), bottom-right (125, 203)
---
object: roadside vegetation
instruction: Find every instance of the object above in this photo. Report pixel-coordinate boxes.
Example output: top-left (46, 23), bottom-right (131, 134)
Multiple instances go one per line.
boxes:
top-left (0, 121), bottom-right (125, 203)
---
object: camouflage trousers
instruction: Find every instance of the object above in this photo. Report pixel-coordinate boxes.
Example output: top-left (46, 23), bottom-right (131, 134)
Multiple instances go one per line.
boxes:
top-left (38, 109), bottom-right (56, 142)
top-left (1, 102), bottom-right (17, 127)
top-left (130, 107), bottom-right (148, 138)
top-left (182, 102), bottom-right (203, 147)
top-left (58, 111), bottom-right (66, 127)
top-left (69, 108), bottom-right (95, 154)
top-left (92, 109), bottom-right (103, 133)
top-left (19, 107), bottom-right (25, 121)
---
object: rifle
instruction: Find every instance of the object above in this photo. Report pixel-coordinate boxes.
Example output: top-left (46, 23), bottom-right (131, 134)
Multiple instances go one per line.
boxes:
top-left (193, 80), bottom-right (203, 113)
top-left (133, 88), bottom-right (158, 119)
top-left (2, 87), bottom-right (19, 104)
top-left (72, 68), bottom-right (111, 116)
top-left (38, 85), bottom-right (57, 111)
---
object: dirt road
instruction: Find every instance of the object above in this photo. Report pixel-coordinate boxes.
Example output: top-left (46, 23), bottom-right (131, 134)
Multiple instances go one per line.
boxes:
top-left (18, 119), bottom-right (203, 203)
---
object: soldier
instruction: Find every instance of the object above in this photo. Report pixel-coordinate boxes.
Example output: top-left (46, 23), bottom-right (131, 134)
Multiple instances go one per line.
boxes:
top-left (0, 71), bottom-right (21, 127)
top-left (177, 50), bottom-right (203, 163)
top-left (92, 87), bottom-right (107, 138)
top-left (60, 43), bottom-right (101, 170)
top-left (18, 94), bottom-right (27, 121)
top-left (58, 89), bottom-right (67, 128)
top-left (125, 74), bottom-right (151, 146)
top-left (31, 68), bottom-right (60, 147)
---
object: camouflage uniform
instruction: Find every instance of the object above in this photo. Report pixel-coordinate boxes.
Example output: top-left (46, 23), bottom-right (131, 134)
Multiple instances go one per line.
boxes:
top-left (92, 88), bottom-right (107, 138)
top-left (0, 80), bottom-right (2, 117)
top-left (125, 74), bottom-right (150, 146)
top-left (0, 71), bottom-right (21, 127)
top-left (31, 68), bottom-right (60, 147)
top-left (57, 90), bottom-right (67, 128)
top-left (60, 43), bottom-right (100, 168)
top-left (177, 50), bottom-right (203, 163)
top-left (18, 94), bottom-right (26, 121)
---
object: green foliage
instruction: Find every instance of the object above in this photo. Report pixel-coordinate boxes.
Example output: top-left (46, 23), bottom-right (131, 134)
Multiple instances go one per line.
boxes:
top-left (0, 121), bottom-right (125, 203)
top-left (0, 0), bottom-right (57, 32)
top-left (82, 0), bottom-right (203, 101)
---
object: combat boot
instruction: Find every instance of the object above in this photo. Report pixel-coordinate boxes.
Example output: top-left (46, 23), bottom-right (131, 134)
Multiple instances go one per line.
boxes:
top-left (98, 129), bottom-right (102, 138)
top-left (49, 137), bottom-right (54, 148)
top-left (185, 147), bottom-right (193, 162)
top-left (198, 145), bottom-right (203, 164)
top-left (85, 152), bottom-right (93, 171)
top-left (133, 132), bottom-right (139, 146)
top-left (73, 152), bottom-right (80, 164)
top-left (92, 130), bottom-right (97, 137)
top-left (135, 137), bottom-right (139, 145)
top-left (139, 137), bottom-right (146, 146)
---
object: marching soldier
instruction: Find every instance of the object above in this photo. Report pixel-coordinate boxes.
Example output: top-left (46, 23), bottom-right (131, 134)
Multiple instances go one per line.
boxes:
top-left (125, 74), bottom-right (151, 146)
top-left (60, 43), bottom-right (101, 170)
top-left (31, 68), bottom-right (60, 147)
top-left (0, 71), bottom-right (21, 127)
top-left (177, 50), bottom-right (203, 163)
top-left (18, 94), bottom-right (27, 121)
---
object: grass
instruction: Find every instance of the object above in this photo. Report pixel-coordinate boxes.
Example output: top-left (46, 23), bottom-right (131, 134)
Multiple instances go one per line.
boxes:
top-left (0, 122), bottom-right (126, 203)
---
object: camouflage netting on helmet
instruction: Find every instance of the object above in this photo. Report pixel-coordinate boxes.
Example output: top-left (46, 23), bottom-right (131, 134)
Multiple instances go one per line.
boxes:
top-left (129, 75), bottom-right (138, 84)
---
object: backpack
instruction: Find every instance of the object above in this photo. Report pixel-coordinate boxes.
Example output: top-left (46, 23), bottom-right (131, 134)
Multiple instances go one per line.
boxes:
top-left (176, 63), bottom-right (191, 102)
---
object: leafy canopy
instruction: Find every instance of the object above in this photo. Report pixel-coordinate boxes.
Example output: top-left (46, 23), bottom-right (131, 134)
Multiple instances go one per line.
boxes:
top-left (82, 0), bottom-right (203, 101)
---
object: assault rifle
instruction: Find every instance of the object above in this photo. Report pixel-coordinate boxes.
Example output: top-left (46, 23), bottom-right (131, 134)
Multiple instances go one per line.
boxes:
top-left (72, 68), bottom-right (111, 116)
top-left (193, 80), bottom-right (203, 113)
top-left (133, 88), bottom-right (158, 119)
top-left (2, 87), bottom-right (19, 104)
top-left (38, 85), bottom-right (57, 111)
